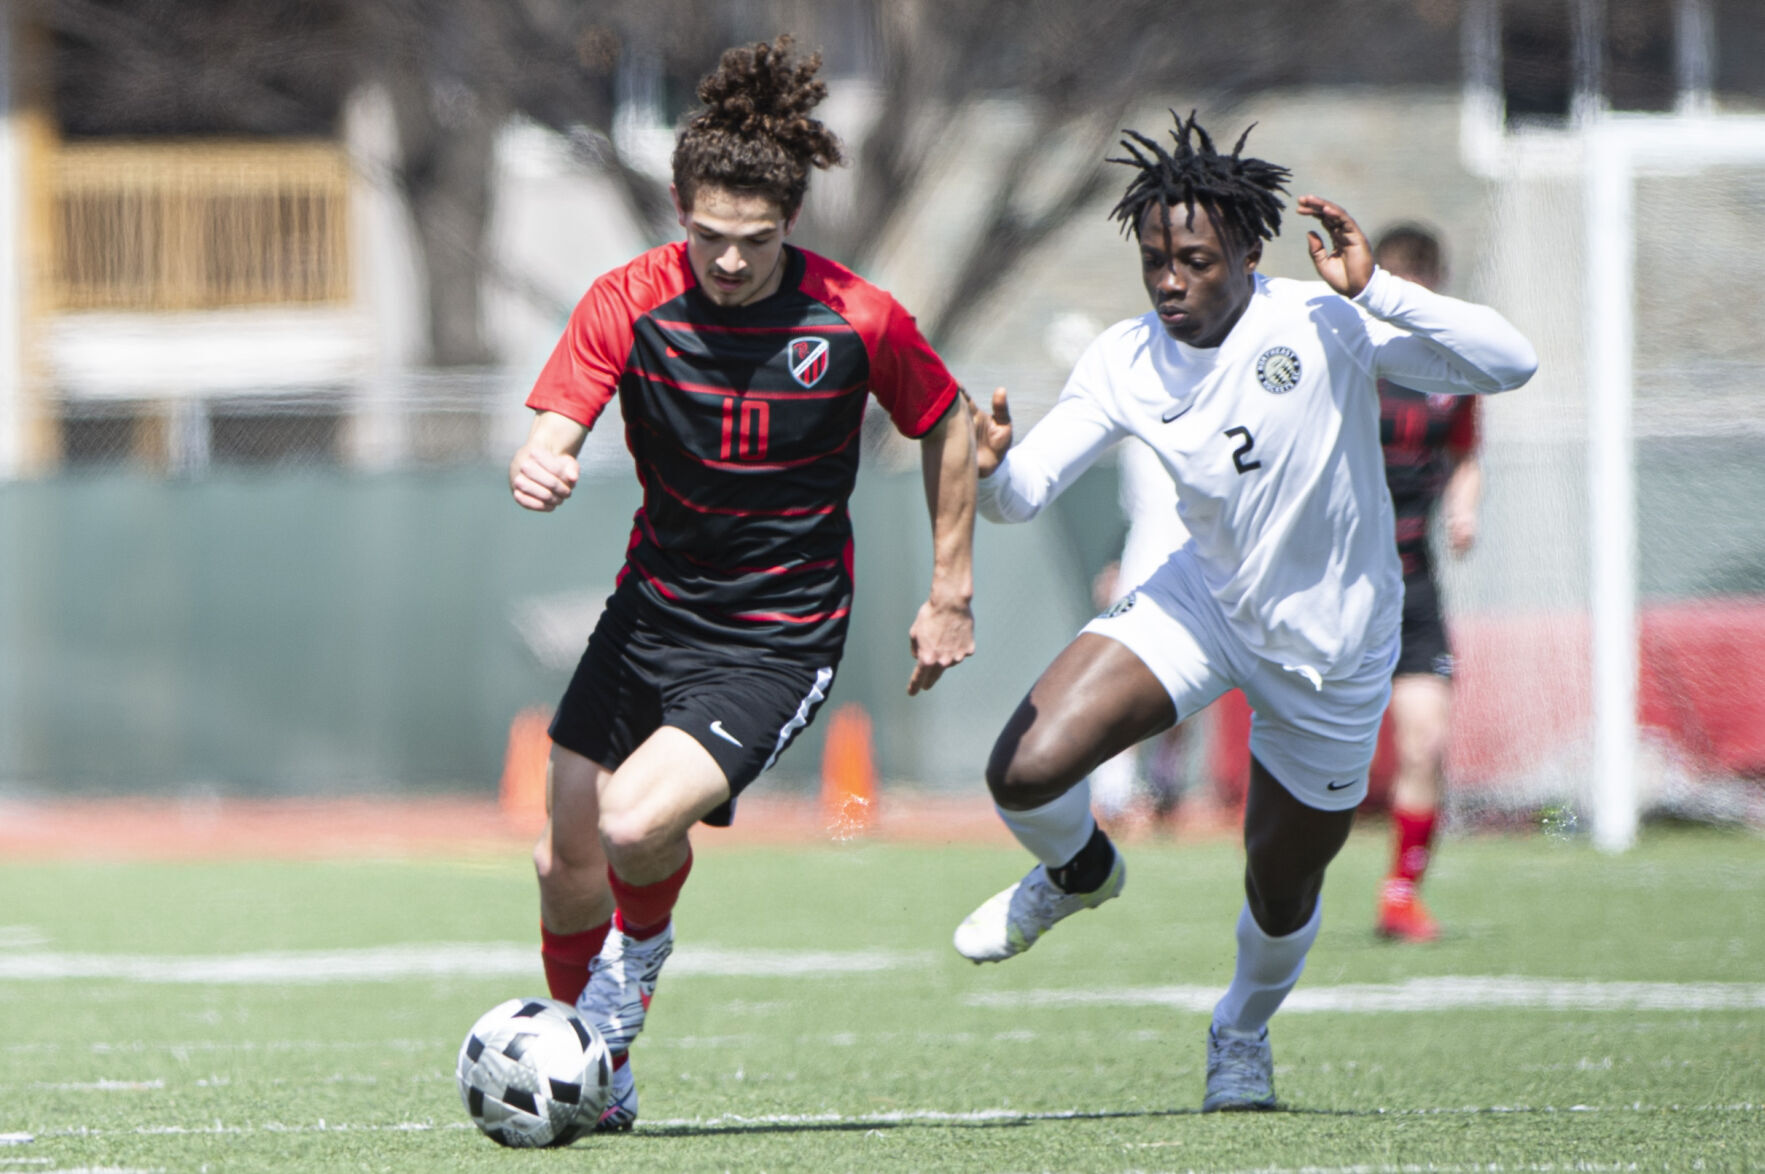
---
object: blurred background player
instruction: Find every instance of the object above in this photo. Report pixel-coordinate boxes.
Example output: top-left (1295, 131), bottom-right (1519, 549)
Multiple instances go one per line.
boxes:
top-left (1088, 438), bottom-right (1192, 831)
top-left (953, 112), bottom-right (1535, 1112)
top-left (1371, 223), bottom-right (1482, 943)
top-left (508, 37), bottom-right (976, 1131)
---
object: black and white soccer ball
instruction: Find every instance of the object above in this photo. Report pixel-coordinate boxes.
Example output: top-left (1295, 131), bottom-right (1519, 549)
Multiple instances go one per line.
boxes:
top-left (456, 997), bottom-right (614, 1148)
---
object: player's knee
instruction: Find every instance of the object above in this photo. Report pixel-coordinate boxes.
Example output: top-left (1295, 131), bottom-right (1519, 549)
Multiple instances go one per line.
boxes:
top-left (536, 824), bottom-right (600, 888)
top-left (598, 806), bottom-right (672, 872)
top-left (1243, 853), bottom-right (1325, 936)
top-left (985, 725), bottom-right (1086, 809)
top-left (1244, 879), bottom-right (1319, 938)
top-left (1397, 721), bottom-right (1449, 775)
top-left (1251, 896), bottom-right (1313, 937)
top-left (597, 808), bottom-right (651, 860)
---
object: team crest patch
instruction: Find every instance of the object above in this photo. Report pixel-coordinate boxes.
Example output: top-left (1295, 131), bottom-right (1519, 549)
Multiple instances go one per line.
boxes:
top-left (1256, 346), bottom-right (1302, 394)
top-left (787, 337), bottom-right (831, 388)
top-left (1101, 591), bottom-right (1137, 619)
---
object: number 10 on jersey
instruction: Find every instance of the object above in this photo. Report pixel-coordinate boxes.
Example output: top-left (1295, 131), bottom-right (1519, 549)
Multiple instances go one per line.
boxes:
top-left (721, 397), bottom-right (771, 461)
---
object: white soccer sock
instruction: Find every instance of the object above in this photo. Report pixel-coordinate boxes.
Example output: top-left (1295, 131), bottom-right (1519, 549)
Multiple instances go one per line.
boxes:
top-left (1211, 900), bottom-right (1322, 1039)
top-left (996, 782), bottom-right (1096, 869)
top-left (1089, 751), bottom-right (1137, 821)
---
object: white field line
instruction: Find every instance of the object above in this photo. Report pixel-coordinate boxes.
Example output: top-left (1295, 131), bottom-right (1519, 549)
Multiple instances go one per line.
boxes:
top-left (43, 1123), bottom-right (475, 1138)
top-left (0, 943), bottom-right (1758, 1014)
top-left (32, 1102), bottom-right (1761, 1140)
top-left (0, 927), bottom-right (47, 950)
top-left (4, 1039), bottom-right (451, 1058)
top-left (965, 977), bottom-right (1765, 1014)
top-left (0, 944), bottom-right (925, 984)
top-left (1186, 1158), bottom-right (1652, 1165)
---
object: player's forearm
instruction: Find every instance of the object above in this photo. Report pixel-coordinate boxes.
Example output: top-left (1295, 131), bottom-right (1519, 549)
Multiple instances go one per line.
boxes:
top-left (525, 410), bottom-right (590, 459)
top-left (510, 411), bottom-right (590, 512)
top-left (978, 399), bottom-right (1117, 524)
top-left (1360, 268), bottom-right (1538, 394)
top-left (920, 408), bottom-right (976, 606)
top-left (1444, 455), bottom-right (1482, 516)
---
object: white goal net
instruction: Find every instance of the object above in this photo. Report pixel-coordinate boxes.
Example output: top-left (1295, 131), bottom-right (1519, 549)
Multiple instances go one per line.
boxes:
top-left (1445, 113), bottom-right (1765, 845)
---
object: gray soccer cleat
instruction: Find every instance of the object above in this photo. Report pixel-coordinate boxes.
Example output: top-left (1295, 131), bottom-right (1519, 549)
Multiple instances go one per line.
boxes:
top-left (1202, 1025), bottom-right (1278, 1111)
top-left (577, 923), bottom-right (673, 1056)
top-left (592, 1058), bottom-right (637, 1133)
top-left (952, 851), bottom-right (1126, 963)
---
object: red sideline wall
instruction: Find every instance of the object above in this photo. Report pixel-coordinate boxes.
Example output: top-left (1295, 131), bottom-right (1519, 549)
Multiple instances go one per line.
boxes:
top-left (1208, 597), bottom-right (1765, 808)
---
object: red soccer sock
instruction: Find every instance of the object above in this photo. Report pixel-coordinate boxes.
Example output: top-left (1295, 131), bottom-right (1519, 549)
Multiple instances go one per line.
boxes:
top-left (1390, 807), bottom-right (1438, 885)
top-left (539, 919), bottom-right (612, 1004)
top-left (608, 847), bottom-right (694, 941)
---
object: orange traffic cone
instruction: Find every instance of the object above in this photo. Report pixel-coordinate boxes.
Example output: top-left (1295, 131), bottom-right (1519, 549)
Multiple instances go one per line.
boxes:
top-left (820, 703), bottom-right (878, 837)
top-left (499, 708), bottom-right (553, 828)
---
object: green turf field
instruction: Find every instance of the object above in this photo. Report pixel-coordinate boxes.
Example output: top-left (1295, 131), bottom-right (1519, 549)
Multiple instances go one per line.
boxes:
top-left (1, 825), bottom-right (1760, 1172)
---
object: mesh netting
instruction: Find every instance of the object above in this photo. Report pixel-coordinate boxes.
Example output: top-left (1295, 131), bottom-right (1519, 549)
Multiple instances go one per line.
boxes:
top-left (1439, 147), bottom-right (1765, 830)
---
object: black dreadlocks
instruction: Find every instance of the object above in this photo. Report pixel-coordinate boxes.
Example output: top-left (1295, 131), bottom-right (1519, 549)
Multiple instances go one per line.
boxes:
top-left (1108, 111), bottom-right (1291, 251)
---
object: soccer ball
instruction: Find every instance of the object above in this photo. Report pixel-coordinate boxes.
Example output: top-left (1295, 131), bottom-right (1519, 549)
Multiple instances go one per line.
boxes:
top-left (456, 997), bottom-right (614, 1148)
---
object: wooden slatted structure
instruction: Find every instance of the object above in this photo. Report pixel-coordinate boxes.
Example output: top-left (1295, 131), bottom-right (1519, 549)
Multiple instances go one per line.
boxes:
top-left (48, 140), bottom-right (351, 311)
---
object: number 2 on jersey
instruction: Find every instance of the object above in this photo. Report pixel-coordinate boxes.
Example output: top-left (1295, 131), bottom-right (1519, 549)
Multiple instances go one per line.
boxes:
top-left (1224, 426), bottom-right (1262, 474)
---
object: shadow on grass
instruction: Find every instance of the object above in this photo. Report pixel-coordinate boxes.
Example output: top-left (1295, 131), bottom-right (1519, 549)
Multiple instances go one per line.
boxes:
top-left (629, 1104), bottom-right (1361, 1139)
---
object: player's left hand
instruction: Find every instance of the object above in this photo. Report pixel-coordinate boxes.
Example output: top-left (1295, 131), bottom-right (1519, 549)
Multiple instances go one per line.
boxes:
top-left (1298, 195), bottom-right (1374, 298)
top-left (970, 388), bottom-right (1012, 478)
top-left (1447, 508), bottom-right (1478, 556)
top-left (906, 594), bottom-right (975, 695)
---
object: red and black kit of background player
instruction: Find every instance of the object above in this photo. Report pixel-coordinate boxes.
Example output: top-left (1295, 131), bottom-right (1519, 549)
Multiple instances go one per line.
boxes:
top-left (528, 239), bottom-right (958, 822)
top-left (1378, 380), bottom-right (1477, 679)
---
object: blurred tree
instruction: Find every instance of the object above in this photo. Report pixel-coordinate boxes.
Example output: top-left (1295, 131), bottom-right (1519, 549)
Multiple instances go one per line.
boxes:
top-left (41, 0), bottom-right (1482, 359)
top-left (47, 0), bottom-right (353, 138)
top-left (784, 0), bottom-right (1467, 346)
top-left (353, 0), bottom-right (727, 364)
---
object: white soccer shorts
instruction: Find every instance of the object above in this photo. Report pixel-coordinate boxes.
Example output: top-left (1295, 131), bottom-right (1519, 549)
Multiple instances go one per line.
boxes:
top-left (1083, 547), bottom-right (1398, 812)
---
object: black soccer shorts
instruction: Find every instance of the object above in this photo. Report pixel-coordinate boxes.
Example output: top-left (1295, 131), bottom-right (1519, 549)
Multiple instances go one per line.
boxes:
top-left (548, 593), bottom-right (835, 827)
top-left (1393, 571), bottom-right (1454, 680)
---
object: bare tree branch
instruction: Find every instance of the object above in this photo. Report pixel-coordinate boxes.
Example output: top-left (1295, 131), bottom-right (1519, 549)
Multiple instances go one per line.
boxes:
top-left (928, 105), bottom-right (1126, 349)
top-left (43, 0), bottom-right (1468, 363)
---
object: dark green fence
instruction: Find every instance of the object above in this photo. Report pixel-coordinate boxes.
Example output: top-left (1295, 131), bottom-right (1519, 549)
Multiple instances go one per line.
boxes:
top-left (9, 436), bottom-right (1756, 799)
top-left (0, 465), bottom-right (1124, 797)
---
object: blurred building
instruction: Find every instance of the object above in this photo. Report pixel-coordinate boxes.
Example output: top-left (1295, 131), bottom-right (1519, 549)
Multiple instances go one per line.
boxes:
top-left (0, 1), bottom-right (651, 478)
top-left (6, 1), bottom-right (1763, 477)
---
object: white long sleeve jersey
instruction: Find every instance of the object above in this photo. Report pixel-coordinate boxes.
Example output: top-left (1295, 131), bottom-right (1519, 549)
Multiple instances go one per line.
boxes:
top-left (981, 267), bottom-right (1537, 682)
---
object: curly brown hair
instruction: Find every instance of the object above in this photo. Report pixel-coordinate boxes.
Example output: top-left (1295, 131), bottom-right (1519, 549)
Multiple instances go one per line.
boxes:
top-left (671, 36), bottom-right (845, 218)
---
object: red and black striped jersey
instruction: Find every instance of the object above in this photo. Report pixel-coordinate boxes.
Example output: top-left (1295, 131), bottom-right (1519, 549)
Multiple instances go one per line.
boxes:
top-left (1378, 380), bottom-right (1478, 577)
top-left (527, 242), bottom-right (960, 655)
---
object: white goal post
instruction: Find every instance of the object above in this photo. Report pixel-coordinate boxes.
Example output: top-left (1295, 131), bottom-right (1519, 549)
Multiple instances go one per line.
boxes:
top-left (1582, 114), bottom-right (1765, 851)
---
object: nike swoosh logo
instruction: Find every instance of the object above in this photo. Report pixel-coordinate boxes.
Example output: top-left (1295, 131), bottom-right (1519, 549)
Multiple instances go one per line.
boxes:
top-left (1325, 780), bottom-right (1356, 791)
top-left (1161, 404), bottom-right (1192, 423)
top-left (709, 720), bottom-right (743, 748)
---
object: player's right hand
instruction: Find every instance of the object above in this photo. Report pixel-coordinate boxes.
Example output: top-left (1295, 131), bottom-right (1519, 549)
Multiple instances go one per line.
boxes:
top-left (1297, 195), bottom-right (1374, 299)
top-left (1446, 507), bottom-right (1478, 556)
top-left (970, 387), bottom-right (1012, 478)
top-left (509, 445), bottom-right (580, 512)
